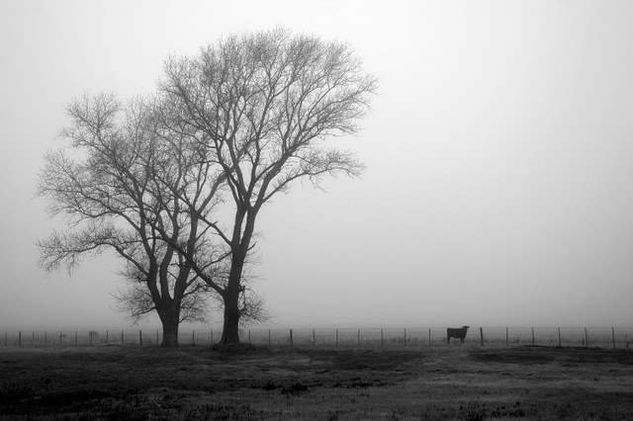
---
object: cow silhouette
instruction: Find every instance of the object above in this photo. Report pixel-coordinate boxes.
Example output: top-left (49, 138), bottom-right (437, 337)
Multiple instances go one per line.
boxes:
top-left (447, 326), bottom-right (469, 344)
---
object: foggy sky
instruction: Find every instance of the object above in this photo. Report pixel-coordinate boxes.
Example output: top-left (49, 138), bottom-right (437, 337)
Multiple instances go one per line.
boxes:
top-left (2, 0), bottom-right (633, 330)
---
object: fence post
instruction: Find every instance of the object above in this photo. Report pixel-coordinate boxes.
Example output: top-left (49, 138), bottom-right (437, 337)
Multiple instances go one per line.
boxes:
top-left (89, 331), bottom-right (93, 346)
top-left (59, 331), bottom-right (63, 345)
top-left (584, 327), bottom-right (588, 347)
top-left (74, 330), bottom-right (78, 346)
top-left (32, 330), bottom-right (35, 346)
top-left (381, 328), bottom-right (384, 348)
top-left (479, 327), bottom-right (484, 346)
top-left (357, 329), bottom-right (361, 347)
top-left (335, 328), bottom-right (339, 347)
top-left (505, 327), bottom-right (509, 346)
top-left (4, 332), bottom-right (7, 346)
top-left (612, 327), bottom-right (616, 349)
top-left (289, 329), bottom-right (293, 347)
top-left (192, 330), bottom-right (196, 346)
top-left (428, 328), bottom-right (432, 346)
top-left (557, 327), bottom-right (561, 347)
top-left (18, 331), bottom-right (22, 348)
top-left (531, 327), bottom-right (535, 345)
top-left (105, 330), bottom-right (109, 344)
top-left (403, 328), bottom-right (407, 346)
top-left (44, 332), bottom-right (47, 346)
top-left (139, 330), bottom-right (143, 347)
top-left (268, 329), bottom-right (271, 347)
top-left (312, 328), bottom-right (316, 346)
top-left (121, 330), bottom-right (124, 345)
top-left (248, 329), bottom-right (251, 345)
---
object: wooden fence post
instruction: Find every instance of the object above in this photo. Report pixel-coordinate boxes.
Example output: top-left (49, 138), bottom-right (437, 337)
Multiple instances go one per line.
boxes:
top-left (18, 331), bottom-right (22, 348)
top-left (612, 327), bottom-right (616, 349)
top-left (121, 330), bottom-right (124, 345)
top-left (428, 328), bottom-right (432, 346)
top-left (312, 328), bottom-right (316, 346)
top-left (248, 329), bottom-right (251, 345)
top-left (531, 327), bottom-right (535, 345)
top-left (4, 332), bottom-right (7, 346)
top-left (505, 327), bottom-right (509, 346)
top-left (59, 331), bottom-right (63, 345)
top-left (381, 328), bottom-right (384, 348)
top-left (403, 328), bottom-right (407, 346)
top-left (192, 330), bottom-right (196, 346)
top-left (357, 329), bottom-right (361, 347)
top-left (289, 329), bottom-right (293, 347)
top-left (584, 327), bottom-right (588, 347)
top-left (32, 331), bottom-right (35, 346)
top-left (74, 330), bottom-right (78, 346)
top-left (557, 327), bottom-right (561, 347)
top-left (479, 327), bottom-right (484, 346)
top-left (268, 329), bottom-right (271, 347)
top-left (105, 330), bottom-right (109, 344)
top-left (139, 330), bottom-right (143, 347)
top-left (44, 332), bottom-right (47, 346)
top-left (335, 328), bottom-right (339, 347)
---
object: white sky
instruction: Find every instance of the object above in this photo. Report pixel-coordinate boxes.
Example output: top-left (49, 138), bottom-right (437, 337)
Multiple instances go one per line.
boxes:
top-left (1, 0), bottom-right (633, 330)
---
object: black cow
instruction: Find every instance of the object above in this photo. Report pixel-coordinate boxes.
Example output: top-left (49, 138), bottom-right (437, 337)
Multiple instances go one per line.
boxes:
top-left (447, 326), bottom-right (469, 344)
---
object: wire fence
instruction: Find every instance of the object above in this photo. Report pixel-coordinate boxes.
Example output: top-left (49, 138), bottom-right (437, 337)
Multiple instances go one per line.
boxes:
top-left (1, 326), bottom-right (633, 349)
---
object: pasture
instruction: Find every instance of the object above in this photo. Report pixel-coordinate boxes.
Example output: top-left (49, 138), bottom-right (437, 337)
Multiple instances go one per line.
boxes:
top-left (1, 344), bottom-right (633, 420)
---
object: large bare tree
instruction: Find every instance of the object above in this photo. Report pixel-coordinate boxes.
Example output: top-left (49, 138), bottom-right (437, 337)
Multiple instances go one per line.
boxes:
top-left (38, 94), bottom-right (228, 346)
top-left (161, 29), bottom-right (377, 344)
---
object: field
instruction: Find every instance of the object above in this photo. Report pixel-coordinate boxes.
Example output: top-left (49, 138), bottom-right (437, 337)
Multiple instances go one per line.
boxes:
top-left (1, 344), bottom-right (633, 420)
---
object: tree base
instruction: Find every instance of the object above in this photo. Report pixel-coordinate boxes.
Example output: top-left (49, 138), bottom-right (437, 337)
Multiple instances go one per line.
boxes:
top-left (161, 330), bottom-right (179, 347)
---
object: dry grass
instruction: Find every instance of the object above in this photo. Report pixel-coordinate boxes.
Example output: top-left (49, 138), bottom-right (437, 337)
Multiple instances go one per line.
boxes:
top-left (0, 344), bottom-right (632, 419)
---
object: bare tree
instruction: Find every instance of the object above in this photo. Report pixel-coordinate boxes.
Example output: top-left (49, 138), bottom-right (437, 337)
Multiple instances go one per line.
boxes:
top-left (38, 94), bottom-right (227, 346)
top-left (160, 28), bottom-right (377, 344)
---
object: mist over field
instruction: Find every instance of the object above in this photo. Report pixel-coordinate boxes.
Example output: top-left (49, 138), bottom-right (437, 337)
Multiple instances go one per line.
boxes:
top-left (2, 0), bottom-right (633, 331)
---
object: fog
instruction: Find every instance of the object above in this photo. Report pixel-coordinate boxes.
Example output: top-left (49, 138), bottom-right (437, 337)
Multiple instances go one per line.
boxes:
top-left (1, 0), bottom-right (633, 331)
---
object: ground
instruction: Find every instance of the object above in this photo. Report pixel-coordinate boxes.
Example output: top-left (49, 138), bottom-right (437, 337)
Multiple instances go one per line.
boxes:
top-left (1, 344), bottom-right (632, 420)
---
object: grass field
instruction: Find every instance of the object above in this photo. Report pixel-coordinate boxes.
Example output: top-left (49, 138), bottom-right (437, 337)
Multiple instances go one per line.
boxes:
top-left (1, 344), bottom-right (632, 420)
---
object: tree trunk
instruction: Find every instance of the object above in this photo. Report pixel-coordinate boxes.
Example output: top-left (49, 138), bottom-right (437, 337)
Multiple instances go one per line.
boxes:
top-left (220, 210), bottom-right (256, 346)
top-left (220, 250), bottom-right (247, 345)
top-left (220, 292), bottom-right (241, 344)
top-left (161, 312), bottom-right (180, 347)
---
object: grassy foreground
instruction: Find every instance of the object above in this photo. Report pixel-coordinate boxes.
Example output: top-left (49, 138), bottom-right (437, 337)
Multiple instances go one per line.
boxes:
top-left (0, 344), bottom-right (632, 420)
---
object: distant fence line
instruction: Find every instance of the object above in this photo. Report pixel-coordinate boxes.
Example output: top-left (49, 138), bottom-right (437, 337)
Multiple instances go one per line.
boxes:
top-left (1, 327), bottom-right (632, 349)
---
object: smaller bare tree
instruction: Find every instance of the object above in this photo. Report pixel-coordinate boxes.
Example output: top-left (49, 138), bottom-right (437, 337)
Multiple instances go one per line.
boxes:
top-left (38, 94), bottom-right (227, 346)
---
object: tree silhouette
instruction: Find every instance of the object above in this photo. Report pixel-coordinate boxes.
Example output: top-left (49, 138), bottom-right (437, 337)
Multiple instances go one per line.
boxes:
top-left (161, 29), bottom-right (377, 344)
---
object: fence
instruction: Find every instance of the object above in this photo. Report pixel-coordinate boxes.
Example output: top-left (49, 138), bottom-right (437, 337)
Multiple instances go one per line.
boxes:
top-left (1, 327), bottom-right (632, 349)
top-left (249, 327), bottom-right (633, 349)
top-left (0, 329), bottom-right (210, 348)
